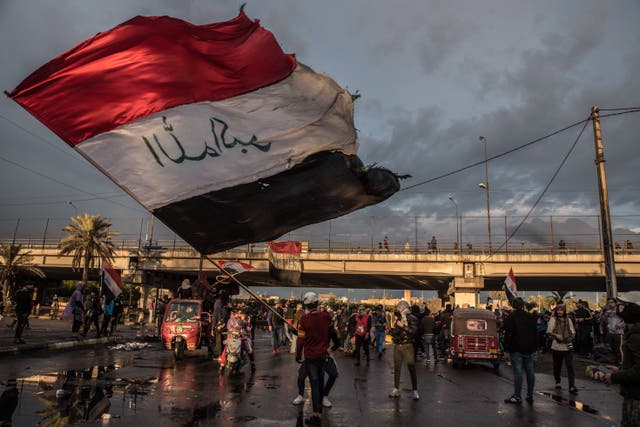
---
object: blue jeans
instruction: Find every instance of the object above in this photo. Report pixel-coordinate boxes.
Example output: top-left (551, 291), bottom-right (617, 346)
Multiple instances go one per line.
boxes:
top-left (511, 352), bottom-right (535, 399)
top-left (271, 325), bottom-right (284, 350)
top-left (375, 330), bottom-right (386, 354)
top-left (305, 358), bottom-right (326, 414)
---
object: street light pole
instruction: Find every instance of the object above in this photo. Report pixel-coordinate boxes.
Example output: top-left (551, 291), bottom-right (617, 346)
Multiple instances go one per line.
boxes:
top-left (448, 195), bottom-right (460, 252)
top-left (479, 136), bottom-right (492, 252)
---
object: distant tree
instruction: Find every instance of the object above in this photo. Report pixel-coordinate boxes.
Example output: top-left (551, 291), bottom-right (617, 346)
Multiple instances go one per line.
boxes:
top-left (58, 214), bottom-right (118, 284)
top-left (0, 243), bottom-right (45, 303)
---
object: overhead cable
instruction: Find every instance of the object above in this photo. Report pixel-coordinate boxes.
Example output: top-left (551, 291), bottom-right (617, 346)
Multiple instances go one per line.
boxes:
top-left (482, 119), bottom-right (591, 261)
top-left (400, 117), bottom-right (590, 191)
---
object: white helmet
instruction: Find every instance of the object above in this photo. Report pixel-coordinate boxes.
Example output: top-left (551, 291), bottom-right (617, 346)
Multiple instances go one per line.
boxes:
top-left (303, 292), bottom-right (318, 306)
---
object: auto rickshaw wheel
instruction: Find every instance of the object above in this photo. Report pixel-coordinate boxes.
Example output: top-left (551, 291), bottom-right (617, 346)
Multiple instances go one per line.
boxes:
top-left (174, 340), bottom-right (185, 361)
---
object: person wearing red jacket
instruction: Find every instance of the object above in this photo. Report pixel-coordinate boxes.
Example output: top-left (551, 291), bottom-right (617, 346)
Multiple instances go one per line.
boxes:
top-left (353, 305), bottom-right (372, 366)
top-left (296, 292), bottom-right (331, 426)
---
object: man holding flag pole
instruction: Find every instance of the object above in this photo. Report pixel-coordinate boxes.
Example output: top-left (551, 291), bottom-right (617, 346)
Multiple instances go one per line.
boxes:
top-left (501, 268), bottom-right (538, 404)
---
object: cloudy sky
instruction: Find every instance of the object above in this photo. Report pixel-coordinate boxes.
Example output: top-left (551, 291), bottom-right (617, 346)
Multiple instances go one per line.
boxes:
top-left (1, 0), bottom-right (639, 256)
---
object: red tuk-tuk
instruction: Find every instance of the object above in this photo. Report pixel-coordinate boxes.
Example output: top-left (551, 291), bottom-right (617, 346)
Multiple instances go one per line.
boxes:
top-left (448, 308), bottom-right (500, 369)
top-left (160, 299), bottom-right (213, 360)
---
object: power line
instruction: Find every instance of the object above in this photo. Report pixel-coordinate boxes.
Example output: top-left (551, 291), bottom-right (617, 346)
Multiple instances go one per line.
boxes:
top-left (400, 116), bottom-right (590, 191)
top-left (598, 107), bottom-right (640, 112)
top-left (1, 194), bottom-right (130, 207)
top-left (482, 119), bottom-right (591, 260)
top-left (0, 114), bottom-right (85, 163)
top-left (0, 154), bottom-right (146, 213)
top-left (400, 108), bottom-right (640, 192)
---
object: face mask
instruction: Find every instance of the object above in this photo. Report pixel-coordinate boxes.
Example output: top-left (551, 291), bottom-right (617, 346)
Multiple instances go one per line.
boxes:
top-left (617, 303), bottom-right (640, 324)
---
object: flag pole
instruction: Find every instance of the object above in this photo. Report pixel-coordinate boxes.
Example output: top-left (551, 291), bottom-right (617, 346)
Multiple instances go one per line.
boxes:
top-left (205, 255), bottom-right (292, 329)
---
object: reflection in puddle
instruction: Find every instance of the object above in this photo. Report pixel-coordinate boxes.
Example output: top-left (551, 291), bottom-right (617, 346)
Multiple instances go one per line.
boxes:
top-left (537, 391), bottom-right (599, 414)
top-left (1, 364), bottom-right (162, 426)
top-left (3, 360), bottom-right (262, 425)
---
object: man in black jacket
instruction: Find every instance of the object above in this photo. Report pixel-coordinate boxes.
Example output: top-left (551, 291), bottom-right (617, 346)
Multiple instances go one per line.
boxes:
top-left (503, 298), bottom-right (537, 404)
top-left (13, 283), bottom-right (34, 344)
top-left (604, 291), bottom-right (640, 426)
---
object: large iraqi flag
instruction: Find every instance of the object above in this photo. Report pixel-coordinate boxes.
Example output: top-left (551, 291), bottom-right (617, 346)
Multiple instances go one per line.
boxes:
top-left (9, 10), bottom-right (399, 254)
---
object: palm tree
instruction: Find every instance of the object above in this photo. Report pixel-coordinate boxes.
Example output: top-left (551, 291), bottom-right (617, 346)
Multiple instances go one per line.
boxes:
top-left (58, 214), bottom-right (119, 284)
top-left (0, 243), bottom-right (45, 303)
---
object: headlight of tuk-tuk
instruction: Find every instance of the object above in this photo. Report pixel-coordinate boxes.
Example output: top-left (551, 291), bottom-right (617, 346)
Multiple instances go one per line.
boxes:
top-left (176, 326), bottom-right (183, 333)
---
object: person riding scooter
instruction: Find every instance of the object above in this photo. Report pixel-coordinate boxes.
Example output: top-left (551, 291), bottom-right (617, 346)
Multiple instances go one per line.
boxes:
top-left (219, 306), bottom-right (256, 371)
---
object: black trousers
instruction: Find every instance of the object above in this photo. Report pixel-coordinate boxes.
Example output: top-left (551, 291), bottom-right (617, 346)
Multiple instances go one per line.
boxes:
top-left (14, 313), bottom-right (29, 340)
top-left (354, 335), bottom-right (370, 361)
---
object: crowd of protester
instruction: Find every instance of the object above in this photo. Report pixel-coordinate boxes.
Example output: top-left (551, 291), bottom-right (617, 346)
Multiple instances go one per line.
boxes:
top-left (3, 278), bottom-right (639, 426)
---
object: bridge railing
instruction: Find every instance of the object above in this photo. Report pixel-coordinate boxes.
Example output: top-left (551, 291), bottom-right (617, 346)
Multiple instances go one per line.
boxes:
top-left (3, 237), bottom-right (637, 258)
top-left (1, 214), bottom-right (638, 257)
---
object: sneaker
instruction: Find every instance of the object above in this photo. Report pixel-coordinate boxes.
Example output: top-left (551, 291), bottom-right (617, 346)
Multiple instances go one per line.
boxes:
top-left (272, 350), bottom-right (279, 355)
top-left (555, 383), bottom-right (562, 390)
top-left (322, 396), bottom-right (332, 407)
top-left (388, 388), bottom-right (400, 398)
top-left (569, 386), bottom-right (578, 395)
top-left (504, 395), bottom-right (522, 404)
top-left (526, 396), bottom-right (534, 404)
top-left (292, 394), bottom-right (304, 405)
top-left (412, 390), bottom-right (420, 400)
top-left (304, 415), bottom-right (321, 426)
top-left (378, 352), bottom-right (382, 359)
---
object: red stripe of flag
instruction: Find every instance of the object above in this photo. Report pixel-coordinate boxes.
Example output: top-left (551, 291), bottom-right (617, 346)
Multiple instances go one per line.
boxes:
top-left (8, 12), bottom-right (296, 146)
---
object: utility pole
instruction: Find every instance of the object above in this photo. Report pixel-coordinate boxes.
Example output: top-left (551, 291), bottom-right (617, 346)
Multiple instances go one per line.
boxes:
top-left (479, 136), bottom-right (492, 252)
top-left (591, 106), bottom-right (617, 299)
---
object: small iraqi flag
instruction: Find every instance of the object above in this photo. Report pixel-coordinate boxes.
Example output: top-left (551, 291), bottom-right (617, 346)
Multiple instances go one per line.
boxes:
top-left (218, 260), bottom-right (255, 274)
top-left (503, 268), bottom-right (518, 305)
top-left (102, 258), bottom-right (122, 299)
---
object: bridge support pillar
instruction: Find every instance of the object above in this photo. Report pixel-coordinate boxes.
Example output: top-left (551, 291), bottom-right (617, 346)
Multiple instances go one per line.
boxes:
top-left (403, 289), bottom-right (412, 301)
top-left (450, 276), bottom-right (483, 308)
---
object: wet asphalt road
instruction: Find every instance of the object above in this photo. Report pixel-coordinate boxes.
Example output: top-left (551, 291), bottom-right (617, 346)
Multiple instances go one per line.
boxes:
top-left (0, 332), bottom-right (622, 427)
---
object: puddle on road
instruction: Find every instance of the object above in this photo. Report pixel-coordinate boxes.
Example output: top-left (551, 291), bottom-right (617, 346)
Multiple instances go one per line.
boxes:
top-left (1, 361), bottom-right (267, 425)
top-left (0, 364), bottom-right (162, 425)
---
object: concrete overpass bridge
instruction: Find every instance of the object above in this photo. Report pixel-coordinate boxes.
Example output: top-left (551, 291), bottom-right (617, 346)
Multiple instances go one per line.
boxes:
top-left (9, 241), bottom-right (640, 307)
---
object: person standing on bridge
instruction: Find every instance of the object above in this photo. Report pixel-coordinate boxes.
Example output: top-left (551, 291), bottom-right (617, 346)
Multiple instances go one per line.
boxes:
top-left (603, 291), bottom-right (640, 427)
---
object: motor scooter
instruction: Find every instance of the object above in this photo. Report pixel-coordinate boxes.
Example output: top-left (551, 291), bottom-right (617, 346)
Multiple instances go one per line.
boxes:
top-left (219, 331), bottom-right (249, 375)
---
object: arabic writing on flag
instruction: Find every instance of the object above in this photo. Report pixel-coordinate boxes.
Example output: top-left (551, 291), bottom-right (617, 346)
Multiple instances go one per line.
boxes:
top-left (268, 242), bottom-right (302, 284)
top-left (102, 258), bottom-right (122, 298)
top-left (503, 268), bottom-right (518, 305)
top-left (9, 10), bottom-right (400, 254)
